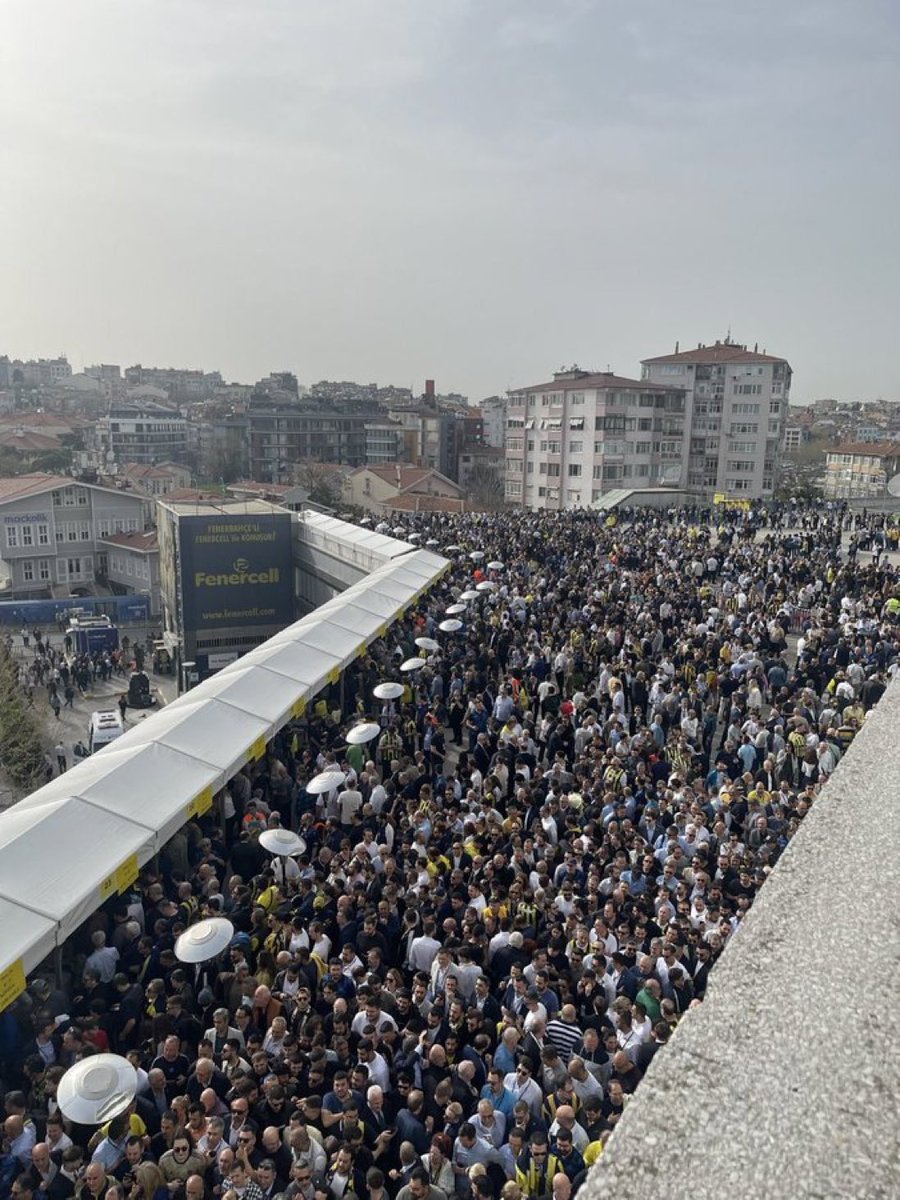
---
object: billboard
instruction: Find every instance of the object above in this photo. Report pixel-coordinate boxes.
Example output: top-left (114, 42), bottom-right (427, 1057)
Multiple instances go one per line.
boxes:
top-left (178, 512), bottom-right (294, 630)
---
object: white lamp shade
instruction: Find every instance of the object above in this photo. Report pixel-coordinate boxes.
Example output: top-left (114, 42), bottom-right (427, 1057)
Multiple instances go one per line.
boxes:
top-left (373, 681), bottom-right (405, 700)
top-left (345, 721), bottom-right (382, 745)
top-left (259, 829), bottom-right (307, 857)
top-left (57, 1055), bottom-right (138, 1125)
top-left (175, 917), bottom-right (235, 964)
top-left (439, 619), bottom-right (463, 632)
top-left (400, 657), bottom-right (427, 673)
top-left (415, 637), bottom-right (440, 652)
top-left (306, 769), bottom-right (347, 795)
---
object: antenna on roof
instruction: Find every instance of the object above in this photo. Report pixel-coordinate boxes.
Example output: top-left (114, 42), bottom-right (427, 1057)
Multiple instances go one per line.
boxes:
top-left (675, 340), bottom-right (679, 354)
top-left (725, 326), bottom-right (732, 345)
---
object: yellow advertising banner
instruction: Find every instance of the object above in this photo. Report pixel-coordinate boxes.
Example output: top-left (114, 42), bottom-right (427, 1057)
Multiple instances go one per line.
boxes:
top-left (0, 959), bottom-right (27, 1011)
top-left (115, 854), bottom-right (140, 894)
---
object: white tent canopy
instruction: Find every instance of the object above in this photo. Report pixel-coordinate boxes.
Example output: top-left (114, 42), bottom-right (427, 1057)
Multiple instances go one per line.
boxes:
top-left (0, 897), bottom-right (56, 978)
top-left (119, 697), bottom-right (270, 777)
top-left (0, 539), bottom-right (447, 1000)
top-left (0, 797), bottom-right (154, 946)
top-left (22, 742), bottom-right (224, 853)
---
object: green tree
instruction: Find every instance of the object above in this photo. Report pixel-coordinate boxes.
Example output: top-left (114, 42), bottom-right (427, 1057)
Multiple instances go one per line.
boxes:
top-left (0, 645), bottom-right (46, 790)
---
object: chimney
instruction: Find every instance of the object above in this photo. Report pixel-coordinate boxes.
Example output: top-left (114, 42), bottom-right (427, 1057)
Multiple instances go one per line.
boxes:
top-left (675, 340), bottom-right (679, 353)
top-left (425, 379), bottom-right (435, 399)
top-left (754, 342), bottom-right (758, 353)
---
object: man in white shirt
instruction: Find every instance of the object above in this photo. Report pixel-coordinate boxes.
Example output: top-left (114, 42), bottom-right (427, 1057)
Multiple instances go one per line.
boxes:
top-left (84, 932), bottom-right (119, 983)
top-left (408, 922), bottom-right (442, 972)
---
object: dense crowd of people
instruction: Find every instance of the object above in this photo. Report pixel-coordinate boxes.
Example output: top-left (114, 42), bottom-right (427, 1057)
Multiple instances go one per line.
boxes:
top-left (0, 501), bottom-right (898, 1200)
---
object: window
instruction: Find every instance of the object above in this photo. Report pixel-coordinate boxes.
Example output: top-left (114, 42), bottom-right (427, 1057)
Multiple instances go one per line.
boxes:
top-left (21, 525), bottom-right (33, 546)
top-left (526, 462), bottom-right (534, 474)
top-left (77, 489), bottom-right (89, 505)
top-left (726, 460), bottom-right (755, 472)
top-left (567, 464), bottom-right (582, 477)
top-left (63, 488), bottom-right (76, 507)
top-left (569, 417), bottom-right (584, 430)
top-left (569, 440), bottom-right (583, 454)
top-left (37, 523), bottom-right (49, 546)
top-left (547, 463), bottom-right (561, 477)
top-left (637, 417), bottom-right (652, 431)
top-left (5, 526), bottom-right (18, 549)
top-left (635, 441), bottom-right (651, 454)
top-left (22, 560), bottom-right (34, 582)
top-left (38, 559), bottom-right (50, 581)
top-left (80, 522), bottom-right (91, 541)
top-left (570, 392), bottom-right (585, 405)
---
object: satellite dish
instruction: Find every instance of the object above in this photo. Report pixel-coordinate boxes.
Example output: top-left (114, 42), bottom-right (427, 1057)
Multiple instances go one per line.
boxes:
top-left (887, 474), bottom-right (900, 498)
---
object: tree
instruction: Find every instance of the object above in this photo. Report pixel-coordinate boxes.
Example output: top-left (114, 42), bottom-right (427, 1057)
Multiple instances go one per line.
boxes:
top-left (0, 645), bottom-right (47, 791)
top-left (465, 462), bottom-right (508, 512)
top-left (293, 461), bottom-right (343, 508)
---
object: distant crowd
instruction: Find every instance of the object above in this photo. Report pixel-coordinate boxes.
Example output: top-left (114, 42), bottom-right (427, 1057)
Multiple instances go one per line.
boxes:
top-left (1, 500), bottom-right (897, 1200)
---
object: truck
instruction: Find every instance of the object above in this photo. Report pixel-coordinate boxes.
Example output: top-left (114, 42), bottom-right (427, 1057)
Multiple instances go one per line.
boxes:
top-left (66, 614), bottom-right (120, 656)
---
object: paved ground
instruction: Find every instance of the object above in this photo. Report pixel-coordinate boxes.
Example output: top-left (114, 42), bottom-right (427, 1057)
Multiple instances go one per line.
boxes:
top-left (0, 625), bottom-right (178, 806)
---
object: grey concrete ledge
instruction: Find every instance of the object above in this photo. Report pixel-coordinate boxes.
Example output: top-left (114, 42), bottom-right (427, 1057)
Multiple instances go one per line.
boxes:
top-left (582, 678), bottom-right (900, 1200)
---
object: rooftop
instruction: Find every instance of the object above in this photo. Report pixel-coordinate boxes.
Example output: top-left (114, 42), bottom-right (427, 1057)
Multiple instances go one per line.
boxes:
top-left (512, 371), bottom-right (681, 394)
top-left (101, 530), bottom-right (159, 552)
top-left (643, 340), bottom-right (787, 366)
top-left (0, 473), bottom-right (71, 501)
top-left (826, 442), bottom-right (900, 458)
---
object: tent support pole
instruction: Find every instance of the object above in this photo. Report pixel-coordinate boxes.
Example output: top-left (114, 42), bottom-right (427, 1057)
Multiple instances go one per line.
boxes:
top-left (54, 945), bottom-right (64, 991)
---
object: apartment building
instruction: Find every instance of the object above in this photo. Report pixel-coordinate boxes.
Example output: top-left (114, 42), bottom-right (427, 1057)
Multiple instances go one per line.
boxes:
top-left (0, 474), bottom-right (149, 598)
top-left (641, 338), bottom-right (792, 498)
top-left (93, 402), bottom-right (190, 466)
top-left (822, 442), bottom-right (900, 499)
top-left (504, 370), bottom-right (686, 510)
top-left (247, 397), bottom-right (370, 480)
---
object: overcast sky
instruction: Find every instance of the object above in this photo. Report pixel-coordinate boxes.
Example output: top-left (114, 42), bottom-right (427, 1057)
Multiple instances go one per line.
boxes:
top-left (1, 0), bottom-right (897, 403)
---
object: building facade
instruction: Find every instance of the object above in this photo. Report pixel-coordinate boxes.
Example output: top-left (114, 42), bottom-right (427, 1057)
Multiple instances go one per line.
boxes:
top-left (94, 402), bottom-right (189, 466)
top-left (101, 531), bottom-right (161, 614)
top-left (822, 443), bottom-right (900, 499)
top-left (0, 474), bottom-right (149, 599)
top-left (504, 370), bottom-right (686, 510)
top-left (247, 398), bottom-right (370, 480)
top-left (641, 339), bottom-right (791, 498)
top-left (343, 466), bottom-right (465, 516)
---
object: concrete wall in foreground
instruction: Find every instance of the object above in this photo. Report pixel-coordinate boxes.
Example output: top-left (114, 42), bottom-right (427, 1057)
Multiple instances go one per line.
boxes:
top-left (583, 678), bottom-right (900, 1200)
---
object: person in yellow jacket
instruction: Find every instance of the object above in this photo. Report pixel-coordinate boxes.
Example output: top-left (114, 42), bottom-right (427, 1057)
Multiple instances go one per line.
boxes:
top-left (515, 1134), bottom-right (563, 1198)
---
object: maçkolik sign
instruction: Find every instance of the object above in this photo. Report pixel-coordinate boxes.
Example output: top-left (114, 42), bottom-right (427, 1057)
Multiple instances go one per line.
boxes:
top-left (178, 513), bottom-right (294, 630)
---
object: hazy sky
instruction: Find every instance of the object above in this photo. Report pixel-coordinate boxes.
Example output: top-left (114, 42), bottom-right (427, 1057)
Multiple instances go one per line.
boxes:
top-left (1, 1), bottom-right (898, 403)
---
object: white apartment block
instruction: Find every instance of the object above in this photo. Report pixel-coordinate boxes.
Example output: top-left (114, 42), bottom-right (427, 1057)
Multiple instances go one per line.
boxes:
top-left (504, 370), bottom-right (686, 510)
top-left (641, 339), bottom-right (792, 498)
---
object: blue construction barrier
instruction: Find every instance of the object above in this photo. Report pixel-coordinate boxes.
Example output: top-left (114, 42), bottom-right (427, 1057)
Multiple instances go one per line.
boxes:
top-left (0, 594), bottom-right (151, 626)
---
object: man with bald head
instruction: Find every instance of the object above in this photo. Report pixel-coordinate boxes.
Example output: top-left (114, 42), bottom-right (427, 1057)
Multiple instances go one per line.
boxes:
top-left (547, 1105), bottom-right (589, 1154)
top-left (545, 1005), bottom-right (583, 1059)
top-left (4, 1116), bottom-right (36, 1168)
top-left (27, 1143), bottom-right (58, 1191)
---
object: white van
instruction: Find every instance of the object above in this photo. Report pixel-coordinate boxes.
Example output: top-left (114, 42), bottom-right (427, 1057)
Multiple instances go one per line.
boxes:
top-left (88, 710), bottom-right (125, 754)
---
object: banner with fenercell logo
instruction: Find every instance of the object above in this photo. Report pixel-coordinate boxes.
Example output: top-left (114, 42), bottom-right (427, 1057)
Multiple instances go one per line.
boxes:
top-left (178, 512), bottom-right (294, 630)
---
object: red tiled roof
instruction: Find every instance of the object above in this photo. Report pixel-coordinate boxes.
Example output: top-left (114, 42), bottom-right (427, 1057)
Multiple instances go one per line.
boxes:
top-left (388, 494), bottom-right (470, 513)
top-left (0, 473), bottom-right (68, 501)
top-left (101, 531), bottom-right (159, 552)
top-left (363, 465), bottom-right (434, 488)
top-left (0, 431), bottom-right (61, 451)
top-left (642, 344), bottom-right (787, 365)
top-left (827, 442), bottom-right (900, 458)
top-left (513, 372), bottom-right (680, 394)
